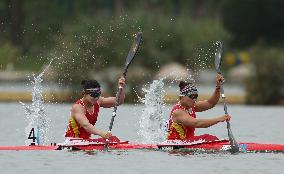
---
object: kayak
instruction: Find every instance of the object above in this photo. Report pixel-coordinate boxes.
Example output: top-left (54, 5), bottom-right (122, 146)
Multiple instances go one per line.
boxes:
top-left (158, 140), bottom-right (284, 153)
top-left (60, 139), bottom-right (284, 153)
top-left (0, 145), bottom-right (58, 151)
top-left (1, 139), bottom-right (284, 153)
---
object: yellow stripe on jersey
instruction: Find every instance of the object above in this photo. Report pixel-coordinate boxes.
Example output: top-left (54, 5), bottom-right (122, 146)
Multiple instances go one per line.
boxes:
top-left (70, 116), bottom-right (79, 137)
top-left (171, 122), bottom-right (186, 140)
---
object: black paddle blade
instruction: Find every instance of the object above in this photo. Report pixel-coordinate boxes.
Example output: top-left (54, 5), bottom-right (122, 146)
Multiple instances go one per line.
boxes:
top-left (123, 32), bottom-right (142, 76)
top-left (214, 41), bottom-right (223, 74)
top-left (227, 122), bottom-right (240, 154)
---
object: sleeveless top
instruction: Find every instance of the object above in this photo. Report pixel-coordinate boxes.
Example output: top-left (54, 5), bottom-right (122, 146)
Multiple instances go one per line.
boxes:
top-left (65, 99), bottom-right (100, 139)
top-left (167, 103), bottom-right (196, 140)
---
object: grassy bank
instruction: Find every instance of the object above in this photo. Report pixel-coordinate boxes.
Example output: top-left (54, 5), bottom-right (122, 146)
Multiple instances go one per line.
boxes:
top-left (0, 91), bottom-right (245, 105)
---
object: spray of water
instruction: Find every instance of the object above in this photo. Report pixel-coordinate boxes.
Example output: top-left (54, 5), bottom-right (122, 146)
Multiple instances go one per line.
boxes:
top-left (137, 78), bottom-right (168, 144)
top-left (136, 68), bottom-right (197, 144)
top-left (186, 43), bottom-right (216, 79)
top-left (20, 60), bottom-right (53, 145)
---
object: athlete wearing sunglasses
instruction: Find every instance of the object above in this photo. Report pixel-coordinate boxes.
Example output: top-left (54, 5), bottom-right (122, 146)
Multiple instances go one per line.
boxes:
top-left (65, 77), bottom-right (126, 140)
top-left (85, 88), bottom-right (102, 99)
top-left (167, 74), bottom-right (231, 142)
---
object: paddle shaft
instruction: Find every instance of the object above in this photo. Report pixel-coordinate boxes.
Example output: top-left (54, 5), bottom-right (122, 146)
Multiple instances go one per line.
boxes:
top-left (220, 84), bottom-right (233, 134)
top-left (214, 41), bottom-right (239, 153)
top-left (220, 82), bottom-right (228, 114)
top-left (219, 80), bottom-right (231, 132)
top-left (108, 73), bottom-right (126, 132)
top-left (107, 33), bottom-right (141, 133)
top-left (105, 32), bottom-right (142, 149)
top-left (218, 74), bottom-right (239, 153)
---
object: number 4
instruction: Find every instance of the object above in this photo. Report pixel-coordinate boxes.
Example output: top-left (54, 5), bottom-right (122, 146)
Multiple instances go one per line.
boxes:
top-left (28, 128), bottom-right (37, 145)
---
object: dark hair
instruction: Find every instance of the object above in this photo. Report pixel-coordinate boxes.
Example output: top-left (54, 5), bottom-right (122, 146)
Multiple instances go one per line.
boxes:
top-left (179, 81), bottom-right (189, 91)
top-left (81, 80), bottom-right (100, 90)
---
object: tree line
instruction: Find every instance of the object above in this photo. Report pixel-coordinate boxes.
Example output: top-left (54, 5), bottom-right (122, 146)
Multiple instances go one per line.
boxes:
top-left (1, 0), bottom-right (284, 104)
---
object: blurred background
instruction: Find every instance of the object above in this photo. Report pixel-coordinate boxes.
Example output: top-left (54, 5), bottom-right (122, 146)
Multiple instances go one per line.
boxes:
top-left (0, 0), bottom-right (284, 105)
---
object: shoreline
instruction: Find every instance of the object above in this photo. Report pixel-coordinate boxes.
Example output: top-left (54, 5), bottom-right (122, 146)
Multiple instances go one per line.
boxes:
top-left (0, 91), bottom-right (246, 104)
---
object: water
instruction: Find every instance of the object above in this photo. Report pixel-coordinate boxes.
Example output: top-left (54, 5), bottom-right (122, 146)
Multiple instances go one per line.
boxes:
top-left (20, 60), bottom-right (53, 145)
top-left (138, 79), bottom-right (167, 143)
top-left (0, 103), bottom-right (284, 174)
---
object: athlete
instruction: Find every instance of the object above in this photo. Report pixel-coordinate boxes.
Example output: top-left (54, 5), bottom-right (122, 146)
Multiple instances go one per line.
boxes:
top-left (65, 77), bottom-right (125, 140)
top-left (167, 74), bottom-right (231, 142)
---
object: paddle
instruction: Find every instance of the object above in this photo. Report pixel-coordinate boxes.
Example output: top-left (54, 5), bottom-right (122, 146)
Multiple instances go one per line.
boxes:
top-left (214, 41), bottom-right (240, 154)
top-left (105, 32), bottom-right (142, 147)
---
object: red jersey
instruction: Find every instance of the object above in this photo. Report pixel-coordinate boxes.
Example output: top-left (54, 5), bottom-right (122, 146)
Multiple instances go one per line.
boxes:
top-left (65, 99), bottom-right (100, 139)
top-left (167, 103), bottom-right (196, 140)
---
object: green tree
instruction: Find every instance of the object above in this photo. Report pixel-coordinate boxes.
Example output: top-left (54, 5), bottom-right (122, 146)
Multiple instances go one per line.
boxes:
top-left (222, 0), bottom-right (284, 47)
top-left (246, 46), bottom-right (284, 105)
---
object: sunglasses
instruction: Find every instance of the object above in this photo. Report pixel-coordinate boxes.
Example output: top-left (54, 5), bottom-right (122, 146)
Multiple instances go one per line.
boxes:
top-left (88, 91), bottom-right (101, 98)
top-left (186, 94), bottom-right (198, 100)
top-left (85, 88), bottom-right (101, 98)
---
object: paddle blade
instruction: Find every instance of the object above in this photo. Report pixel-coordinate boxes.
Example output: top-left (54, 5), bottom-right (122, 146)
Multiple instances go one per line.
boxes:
top-left (123, 32), bottom-right (142, 76)
top-left (214, 41), bottom-right (223, 74)
top-left (227, 122), bottom-right (240, 154)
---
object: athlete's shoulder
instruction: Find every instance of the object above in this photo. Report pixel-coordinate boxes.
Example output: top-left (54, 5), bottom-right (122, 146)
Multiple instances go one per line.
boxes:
top-left (72, 103), bottom-right (84, 113)
top-left (172, 108), bottom-right (187, 116)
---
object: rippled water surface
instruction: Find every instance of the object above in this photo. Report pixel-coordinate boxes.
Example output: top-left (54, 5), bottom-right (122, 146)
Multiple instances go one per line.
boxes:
top-left (0, 103), bottom-right (284, 174)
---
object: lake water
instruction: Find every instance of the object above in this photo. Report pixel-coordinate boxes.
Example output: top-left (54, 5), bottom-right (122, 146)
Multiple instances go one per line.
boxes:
top-left (0, 103), bottom-right (283, 174)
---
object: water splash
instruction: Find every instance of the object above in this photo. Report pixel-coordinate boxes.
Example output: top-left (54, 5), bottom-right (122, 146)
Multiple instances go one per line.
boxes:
top-left (20, 60), bottom-right (53, 145)
top-left (137, 69), bottom-right (197, 144)
top-left (137, 78), bottom-right (168, 144)
top-left (186, 43), bottom-right (216, 79)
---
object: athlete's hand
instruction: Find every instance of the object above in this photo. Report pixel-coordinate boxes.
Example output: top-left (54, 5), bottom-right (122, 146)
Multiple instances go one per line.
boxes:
top-left (102, 131), bottom-right (112, 139)
top-left (216, 74), bottom-right (224, 87)
top-left (218, 114), bottom-right (231, 122)
top-left (118, 76), bottom-right (126, 88)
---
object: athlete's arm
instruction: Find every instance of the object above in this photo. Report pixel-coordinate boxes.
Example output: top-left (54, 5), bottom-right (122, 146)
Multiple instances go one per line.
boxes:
top-left (195, 88), bottom-right (220, 112)
top-left (173, 109), bottom-right (230, 128)
top-left (98, 77), bottom-right (126, 108)
top-left (71, 104), bottom-right (111, 138)
top-left (195, 74), bottom-right (223, 112)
